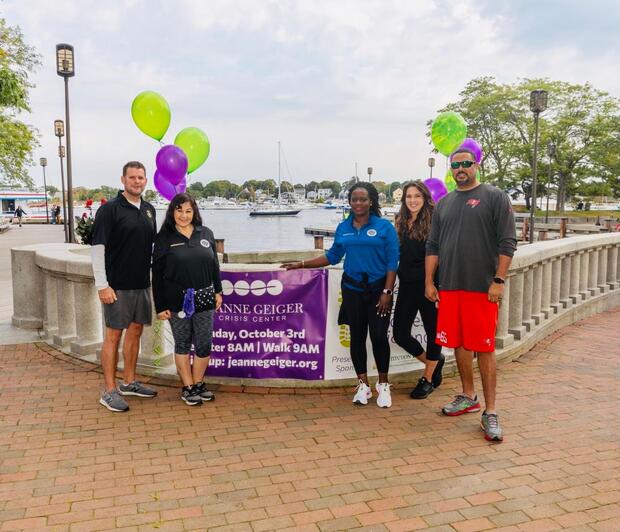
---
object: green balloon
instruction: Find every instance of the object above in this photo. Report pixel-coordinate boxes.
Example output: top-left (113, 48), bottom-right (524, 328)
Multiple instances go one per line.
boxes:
top-left (174, 127), bottom-right (210, 174)
top-left (431, 112), bottom-right (467, 156)
top-left (444, 169), bottom-right (457, 192)
top-left (131, 91), bottom-right (171, 141)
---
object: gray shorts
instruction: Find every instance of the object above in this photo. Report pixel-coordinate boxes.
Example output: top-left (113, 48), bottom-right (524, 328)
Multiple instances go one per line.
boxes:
top-left (168, 310), bottom-right (215, 357)
top-left (103, 289), bottom-right (152, 330)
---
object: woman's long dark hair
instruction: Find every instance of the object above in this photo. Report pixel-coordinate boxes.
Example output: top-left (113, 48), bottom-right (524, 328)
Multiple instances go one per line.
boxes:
top-left (160, 193), bottom-right (203, 234)
top-left (395, 180), bottom-right (434, 241)
top-left (347, 181), bottom-right (382, 217)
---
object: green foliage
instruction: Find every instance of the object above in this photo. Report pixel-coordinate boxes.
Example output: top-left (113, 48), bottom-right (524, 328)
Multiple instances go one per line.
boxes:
top-left (0, 18), bottom-right (41, 186)
top-left (75, 214), bottom-right (94, 245)
top-left (434, 77), bottom-right (620, 207)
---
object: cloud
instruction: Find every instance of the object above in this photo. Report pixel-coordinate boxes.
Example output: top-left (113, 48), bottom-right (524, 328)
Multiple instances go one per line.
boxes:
top-left (3, 0), bottom-right (619, 189)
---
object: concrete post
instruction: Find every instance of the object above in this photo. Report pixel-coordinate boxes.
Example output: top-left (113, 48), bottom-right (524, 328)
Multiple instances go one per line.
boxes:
top-left (137, 294), bottom-right (174, 373)
top-left (43, 272), bottom-right (59, 340)
top-left (548, 258), bottom-right (560, 316)
top-left (314, 236), bottom-right (324, 250)
top-left (608, 245), bottom-right (619, 290)
top-left (70, 279), bottom-right (103, 357)
top-left (597, 247), bottom-right (608, 293)
top-left (522, 267), bottom-right (535, 332)
top-left (587, 248), bottom-right (599, 296)
top-left (52, 275), bottom-right (77, 347)
top-left (11, 248), bottom-right (44, 328)
top-left (495, 276), bottom-right (513, 348)
top-left (569, 252), bottom-right (581, 304)
top-left (508, 270), bottom-right (526, 339)
top-left (215, 239), bottom-right (225, 254)
top-left (579, 251), bottom-right (589, 300)
top-left (531, 264), bottom-right (543, 325)
top-left (559, 255), bottom-right (571, 309)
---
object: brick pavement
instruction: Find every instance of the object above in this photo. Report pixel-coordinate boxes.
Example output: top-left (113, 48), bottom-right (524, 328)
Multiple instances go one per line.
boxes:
top-left (1, 309), bottom-right (619, 531)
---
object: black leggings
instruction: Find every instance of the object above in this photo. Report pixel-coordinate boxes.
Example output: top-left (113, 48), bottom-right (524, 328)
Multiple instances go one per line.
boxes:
top-left (341, 285), bottom-right (391, 375)
top-left (393, 281), bottom-right (442, 361)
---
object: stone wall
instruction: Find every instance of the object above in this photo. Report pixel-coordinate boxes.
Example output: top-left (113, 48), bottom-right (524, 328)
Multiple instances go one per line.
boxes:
top-left (11, 233), bottom-right (620, 386)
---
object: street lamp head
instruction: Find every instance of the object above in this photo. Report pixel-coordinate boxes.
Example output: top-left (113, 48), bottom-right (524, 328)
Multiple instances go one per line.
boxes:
top-left (56, 44), bottom-right (75, 77)
top-left (367, 167), bottom-right (373, 175)
top-left (58, 146), bottom-right (65, 158)
top-left (547, 141), bottom-right (556, 157)
top-left (428, 157), bottom-right (436, 168)
top-left (40, 157), bottom-right (48, 167)
top-left (54, 119), bottom-right (65, 137)
top-left (530, 89), bottom-right (548, 113)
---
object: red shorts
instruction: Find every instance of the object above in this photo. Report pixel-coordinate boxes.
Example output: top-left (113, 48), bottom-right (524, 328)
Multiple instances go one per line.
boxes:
top-left (435, 290), bottom-right (498, 352)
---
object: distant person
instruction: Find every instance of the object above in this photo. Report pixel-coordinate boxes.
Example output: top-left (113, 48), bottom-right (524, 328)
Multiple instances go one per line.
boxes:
top-left (577, 200), bottom-right (584, 211)
top-left (152, 193), bottom-right (223, 406)
top-left (282, 182), bottom-right (399, 408)
top-left (14, 206), bottom-right (26, 227)
top-left (54, 205), bottom-right (62, 225)
top-left (393, 181), bottom-right (444, 399)
top-left (91, 161), bottom-right (158, 412)
top-left (426, 148), bottom-right (517, 442)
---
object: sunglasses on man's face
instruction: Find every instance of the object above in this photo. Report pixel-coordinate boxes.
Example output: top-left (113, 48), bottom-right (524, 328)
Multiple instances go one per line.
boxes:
top-left (450, 160), bottom-right (476, 169)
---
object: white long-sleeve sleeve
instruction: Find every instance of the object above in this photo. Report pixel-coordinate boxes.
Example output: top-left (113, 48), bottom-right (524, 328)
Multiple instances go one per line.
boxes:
top-left (91, 244), bottom-right (108, 290)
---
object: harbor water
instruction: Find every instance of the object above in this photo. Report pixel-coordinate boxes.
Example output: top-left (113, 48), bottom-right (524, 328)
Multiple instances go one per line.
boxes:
top-left (155, 207), bottom-right (343, 252)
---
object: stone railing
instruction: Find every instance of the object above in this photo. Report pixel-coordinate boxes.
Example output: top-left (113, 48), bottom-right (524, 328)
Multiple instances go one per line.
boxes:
top-left (10, 233), bottom-right (620, 385)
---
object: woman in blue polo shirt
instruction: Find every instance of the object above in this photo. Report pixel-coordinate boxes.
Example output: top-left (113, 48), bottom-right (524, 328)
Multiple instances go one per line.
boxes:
top-left (283, 182), bottom-right (399, 408)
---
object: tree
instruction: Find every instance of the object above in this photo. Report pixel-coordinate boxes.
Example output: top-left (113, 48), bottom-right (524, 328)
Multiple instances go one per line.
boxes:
top-left (434, 77), bottom-right (620, 209)
top-left (0, 18), bottom-right (41, 187)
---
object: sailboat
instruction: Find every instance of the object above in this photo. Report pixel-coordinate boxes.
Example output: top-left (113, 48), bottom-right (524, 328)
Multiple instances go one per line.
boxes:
top-left (249, 141), bottom-right (301, 217)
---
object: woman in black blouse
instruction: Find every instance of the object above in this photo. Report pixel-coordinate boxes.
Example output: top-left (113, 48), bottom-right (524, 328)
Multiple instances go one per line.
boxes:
top-left (393, 181), bottom-right (445, 399)
top-left (152, 193), bottom-right (223, 406)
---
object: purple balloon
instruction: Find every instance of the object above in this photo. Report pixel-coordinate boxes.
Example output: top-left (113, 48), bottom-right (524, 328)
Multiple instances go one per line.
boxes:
top-left (175, 178), bottom-right (186, 194)
top-left (456, 138), bottom-right (483, 163)
top-left (155, 145), bottom-right (188, 186)
top-left (154, 169), bottom-right (177, 200)
top-left (423, 178), bottom-right (449, 203)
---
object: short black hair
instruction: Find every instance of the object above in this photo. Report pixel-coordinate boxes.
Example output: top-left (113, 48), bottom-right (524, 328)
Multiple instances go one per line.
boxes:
top-left (347, 181), bottom-right (382, 217)
top-left (449, 148), bottom-right (477, 162)
top-left (122, 161), bottom-right (146, 176)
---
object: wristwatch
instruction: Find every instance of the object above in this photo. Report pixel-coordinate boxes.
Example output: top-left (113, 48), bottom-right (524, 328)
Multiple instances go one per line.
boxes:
top-left (382, 288), bottom-right (394, 296)
top-left (493, 277), bottom-right (505, 284)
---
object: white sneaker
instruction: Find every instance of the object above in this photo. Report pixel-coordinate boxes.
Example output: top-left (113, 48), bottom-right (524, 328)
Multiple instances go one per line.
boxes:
top-left (375, 382), bottom-right (392, 408)
top-left (352, 380), bottom-right (372, 405)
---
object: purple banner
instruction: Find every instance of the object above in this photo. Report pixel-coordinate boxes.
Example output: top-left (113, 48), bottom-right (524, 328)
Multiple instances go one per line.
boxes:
top-left (208, 269), bottom-right (328, 380)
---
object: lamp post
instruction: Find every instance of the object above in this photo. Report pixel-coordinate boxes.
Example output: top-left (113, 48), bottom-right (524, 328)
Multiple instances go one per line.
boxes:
top-left (39, 157), bottom-right (49, 223)
top-left (367, 167), bottom-right (373, 182)
top-left (545, 141), bottom-right (556, 223)
top-left (54, 119), bottom-right (69, 241)
top-left (428, 157), bottom-right (435, 179)
top-left (529, 89), bottom-right (548, 243)
top-left (56, 43), bottom-right (76, 243)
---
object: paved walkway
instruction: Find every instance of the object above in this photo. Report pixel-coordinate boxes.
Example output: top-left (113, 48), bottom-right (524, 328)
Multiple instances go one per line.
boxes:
top-left (1, 309), bottom-right (619, 531)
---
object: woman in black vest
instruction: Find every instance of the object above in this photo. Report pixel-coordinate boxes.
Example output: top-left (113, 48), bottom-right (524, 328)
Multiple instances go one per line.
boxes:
top-left (393, 181), bottom-right (445, 399)
top-left (152, 193), bottom-right (222, 406)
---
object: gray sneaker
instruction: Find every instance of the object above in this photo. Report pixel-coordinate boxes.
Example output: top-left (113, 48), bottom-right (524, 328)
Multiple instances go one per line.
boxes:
top-left (442, 394), bottom-right (481, 416)
top-left (118, 380), bottom-right (157, 398)
top-left (181, 386), bottom-right (202, 406)
top-left (194, 382), bottom-right (215, 401)
top-left (100, 390), bottom-right (129, 412)
top-left (481, 411), bottom-right (503, 442)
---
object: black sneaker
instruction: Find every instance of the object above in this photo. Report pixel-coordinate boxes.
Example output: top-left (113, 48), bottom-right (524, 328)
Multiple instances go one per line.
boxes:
top-left (181, 386), bottom-right (202, 406)
top-left (431, 354), bottom-right (445, 389)
top-left (410, 377), bottom-right (434, 399)
top-left (194, 382), bottom-right (215, 401)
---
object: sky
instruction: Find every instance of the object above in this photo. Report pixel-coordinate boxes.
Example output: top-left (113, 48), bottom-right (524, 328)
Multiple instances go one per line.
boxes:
top-left (4, 0), bottom-right (620, 191)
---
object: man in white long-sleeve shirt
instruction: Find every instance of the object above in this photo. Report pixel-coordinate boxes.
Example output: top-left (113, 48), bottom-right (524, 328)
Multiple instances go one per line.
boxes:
top-left (91, 161), bottom-right (158, 412)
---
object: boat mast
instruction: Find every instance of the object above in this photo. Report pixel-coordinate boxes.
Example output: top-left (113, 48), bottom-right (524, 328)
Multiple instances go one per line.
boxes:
top-left (278, 140), bottom-right (281, 208)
